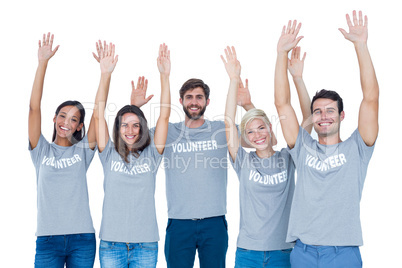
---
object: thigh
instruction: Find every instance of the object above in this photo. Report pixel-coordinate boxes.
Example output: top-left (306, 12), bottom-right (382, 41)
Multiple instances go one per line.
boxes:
top-left (197, 216), bottom-right (228, 268)
top-left (130, 242), bottom-right (158, 268)
top-left (290, 243), bottom-right (317, 268)
top-left (323, 247), bottom-right (362, 268)
top-left (267, 249), bottom-right (292, 268)
top-left (235, 248), bottom-right (262, 268)
top-left (66, 233), bottom-right (96, 268)
top-left (164, 219), bottom-right (197, 268)
top-left (99, 240), bottom-right (128, 268)
top-left (35, 236), bottom-right (65, 268)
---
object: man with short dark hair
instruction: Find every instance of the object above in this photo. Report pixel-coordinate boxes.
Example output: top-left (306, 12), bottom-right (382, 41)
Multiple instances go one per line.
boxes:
top-left (274, 11), bottom-right (379, 267)
top-left (133, 64), bottom-right (256, 267)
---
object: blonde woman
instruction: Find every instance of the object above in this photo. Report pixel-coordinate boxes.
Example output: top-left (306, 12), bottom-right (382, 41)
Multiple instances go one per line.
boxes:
top-left (221, 45), bottom-right (311, 268)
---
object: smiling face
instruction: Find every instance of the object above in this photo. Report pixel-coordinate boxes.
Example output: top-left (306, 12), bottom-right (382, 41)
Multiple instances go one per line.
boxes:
top-left (119, 113), bottom-right (141, 148)
top-left (245, 118), bottom-right (272, 150)
top-left (312, 98), bottom-right (345, 138)
top-left (180, 87), bottom-right (210, 120)
top-left (53, 105), bottom-right (83, 141)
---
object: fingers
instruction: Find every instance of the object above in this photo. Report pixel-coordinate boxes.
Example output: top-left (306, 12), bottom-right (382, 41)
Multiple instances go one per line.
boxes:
top-left (353, 10), bottom-right (358, 26)
top-left (239, 78), bottom-right (244, 89)
top-left (286, 20), bottom-right (292, 34)
top-left (338, 28), bottom-right (347, 38)
top-left (220, 55), bottom-right (226, 64)
top-left (346, 13), bottom-right (353, 28)
top-left (245, 79), bottom-right (248, 89)
top-left (302, 52), bottom-right (306, 62)
top-left (145, 95), bottom-right (154, 104)
top-left (52, 45), bottom-right (60, 56)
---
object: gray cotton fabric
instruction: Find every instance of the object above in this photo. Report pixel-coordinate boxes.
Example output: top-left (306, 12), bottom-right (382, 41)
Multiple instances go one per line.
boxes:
top-left (98, 137), bottom-right (162, 243)
top-left (286, 126), bottom-right (375, 246)
top-left (151, 120), bottom-right (228, 219)
top-left (231, 146), bottom-right (295, 251)
top-left (29, 135), bottom-right (95, 236)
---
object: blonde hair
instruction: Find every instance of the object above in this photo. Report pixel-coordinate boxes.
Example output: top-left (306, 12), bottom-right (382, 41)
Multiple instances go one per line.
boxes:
top-left (240, 108), bottom-right (271, 138)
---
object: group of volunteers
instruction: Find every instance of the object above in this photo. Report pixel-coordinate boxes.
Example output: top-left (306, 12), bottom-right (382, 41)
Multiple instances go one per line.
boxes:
top-left (29, 10), bottom-right (379, 268)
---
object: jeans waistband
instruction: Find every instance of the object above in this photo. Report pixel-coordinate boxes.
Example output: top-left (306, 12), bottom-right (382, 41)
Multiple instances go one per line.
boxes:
top-left (295, 240), bottom-right (356, 254)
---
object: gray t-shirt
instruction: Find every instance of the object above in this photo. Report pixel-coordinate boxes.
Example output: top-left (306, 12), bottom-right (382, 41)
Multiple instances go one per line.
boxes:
top-left (29, 135), bottom-right (96, 236)
top-left (152, 120), bottom-right (228, 219)
top-left (286, 127), bottom-right (375, 246)
top-left (98, 138), bottom-right (162, 243)
top-left (231, 147), bottom-right (295, 251)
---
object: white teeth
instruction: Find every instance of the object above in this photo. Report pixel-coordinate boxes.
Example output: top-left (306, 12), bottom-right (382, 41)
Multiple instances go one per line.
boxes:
top-left (60, 126), bottom-right (69, 130)
top-left (320, 123), bottom-right (330, 126)
top-left (126, 136), bottom-right (135, 139)
top-left (255, 139), bottom-right (265, 144)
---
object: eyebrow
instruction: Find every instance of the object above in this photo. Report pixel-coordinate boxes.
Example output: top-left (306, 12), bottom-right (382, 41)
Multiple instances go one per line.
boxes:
top-left (313, 107), bottom-right (336, 113)
top-left (60, 112), bottom-right (79, 119)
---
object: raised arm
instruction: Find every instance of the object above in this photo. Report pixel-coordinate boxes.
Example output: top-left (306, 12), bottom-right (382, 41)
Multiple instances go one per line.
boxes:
top-left (339, 10), bottom-right (379, 146)
top-left (93, 41), bottom-right (118, 152)
top-left (274, 20), bottom-right (303, 148)
top-left (29, 33), bottom-right (60, 149)
top-left (154, 43), bottom-right (171, 154)
top-left (221, 46), bottom-right (241, 162)
top-left (288, 46), bottom-right (312, 134)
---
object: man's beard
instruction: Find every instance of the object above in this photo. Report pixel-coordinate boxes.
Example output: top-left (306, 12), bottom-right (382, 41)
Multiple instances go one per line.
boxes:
top-left (183, 105), bottom-right (207, 120)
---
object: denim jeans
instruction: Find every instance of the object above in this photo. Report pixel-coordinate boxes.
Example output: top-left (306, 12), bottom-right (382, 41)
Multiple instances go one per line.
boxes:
top-left (164, 216), bottom-right (228, 268)
top-left (290, 240), bottom-right (362, 268)
top-left (99, 240), bottom-right (158, 268)
top-left (35, 233), bottom-right (96, 268)
top-left (234, 247), bottom-right (292, 268)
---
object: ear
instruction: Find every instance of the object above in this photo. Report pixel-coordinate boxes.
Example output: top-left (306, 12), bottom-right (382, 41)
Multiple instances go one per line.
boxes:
top-left (206, 99), bottom-right (210, 106)
top-left (179, 98), bottom-right (183, 105)
top-left (340, 111), bottom-right (345, 122)
top-left (76, 123), bottom-right (84, 132)
top-left (53, 115), bottom-right (56, 123)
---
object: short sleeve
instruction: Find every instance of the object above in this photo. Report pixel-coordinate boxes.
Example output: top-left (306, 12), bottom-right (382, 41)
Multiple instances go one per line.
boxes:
top-left (76, 135), bottom-right (97, 168)
top-left (29, 134), bottom-right (49, 168)
top-left (230, 146), bottom-right (247, 176)
top-left (352, 129), bottom-right (375, 164)
top-left (147, 132), bottom-right (164, 173)
top-left (98, 137), bottom-right (114, 166)
top-left (287, 126), bottom-right (315, 163)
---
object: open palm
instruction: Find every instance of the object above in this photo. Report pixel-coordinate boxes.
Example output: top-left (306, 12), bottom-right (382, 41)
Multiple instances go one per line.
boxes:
top-left (339, 10), bottom-right (368, 44)
top-left (38, 32), bottom-right (59, 62)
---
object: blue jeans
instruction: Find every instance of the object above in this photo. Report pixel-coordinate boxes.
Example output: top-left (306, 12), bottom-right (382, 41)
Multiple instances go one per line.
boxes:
top-left (165, 216), bottom-right (228, 268)
top-left (235, 247), bottom-right (292, 268)
top-left (99, 240), bottom-right (158, 268)
top-left (290, 240), bottom-right (363, 268)
top-left (35, 233), bottom-right (96, 268)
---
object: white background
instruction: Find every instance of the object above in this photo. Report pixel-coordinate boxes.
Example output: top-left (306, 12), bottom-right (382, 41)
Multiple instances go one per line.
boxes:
top-left (0, 0), bottom-right (399, 267)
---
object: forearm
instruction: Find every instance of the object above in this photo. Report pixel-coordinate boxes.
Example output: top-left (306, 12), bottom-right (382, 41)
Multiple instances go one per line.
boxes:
top-left (154, 74), bottom-right (171, 152)
top-left (94, 73), bottom-right (112, 119)
top-left (225, 78), bottom-right (240, 159)
top-left (159, 74), bottom-right (171, 120)
top-left (355, 43), bottom-right (379, 101)
top-left (293, 76), bottom-right (312, 133)
top-left (30, 61), bottom-right (48, 111)
top-left (274, 52), bottom-right (291, 108)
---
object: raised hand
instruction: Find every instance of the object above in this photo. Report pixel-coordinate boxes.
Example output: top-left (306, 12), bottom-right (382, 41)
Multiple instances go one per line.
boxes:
top-left (221, 46), bottom-right (241, 79)
top-left (288, 46), bottom-right (306, 79)
top-left (237, 78), bottom-right (251, 106)
top-left (130, 76), bottom-right (153, 107)
top-left (339, 10), bottom-right (368, 45)
top-left (277, 20), bottom-right (303, 54)
top-left (157, 43), bottom-right (171, 76)
top-left (94, 40), bottom-right (118, 74)
top-left (38, 32), bottom-right (59, 62)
